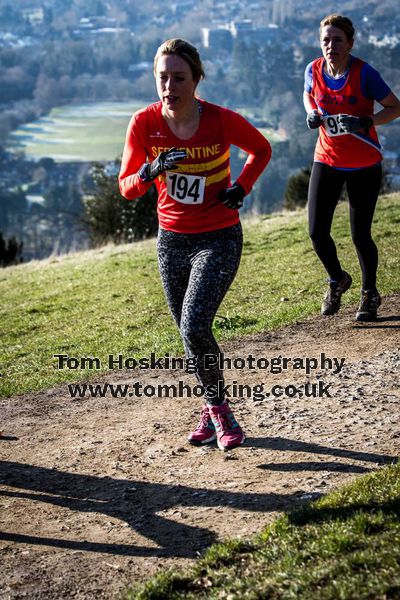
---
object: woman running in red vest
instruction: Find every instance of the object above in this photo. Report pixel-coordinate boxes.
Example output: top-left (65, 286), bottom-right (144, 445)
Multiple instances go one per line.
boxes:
top-left (119, 39), bottom-right (271, 450)
top-left (304, 14), bottom-right (400, 321)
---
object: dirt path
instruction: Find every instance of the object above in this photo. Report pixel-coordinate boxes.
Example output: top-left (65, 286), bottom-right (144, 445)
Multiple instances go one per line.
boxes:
top-left (1, 295), bottom-right (399, 599)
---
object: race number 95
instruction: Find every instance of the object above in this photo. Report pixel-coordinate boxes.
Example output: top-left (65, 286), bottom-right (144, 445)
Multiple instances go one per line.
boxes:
top-left (324, 114), bottom-right (347, 137)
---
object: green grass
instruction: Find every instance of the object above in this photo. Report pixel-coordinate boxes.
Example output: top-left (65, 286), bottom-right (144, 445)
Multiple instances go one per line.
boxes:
top-left (1, 192), bottom-right (400, 397)
top-left (125, 462), bottom-right (400, 600)
top-left (8, 101), bottom-right (143, 162)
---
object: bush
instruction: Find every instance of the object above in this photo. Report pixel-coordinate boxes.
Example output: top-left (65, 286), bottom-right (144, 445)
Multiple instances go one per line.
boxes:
top-left (83, 162), bottom-right (158, 246)
top-left (284, 165), bottom-right (311, 210)
top-left (0, 232), bottom-right (23, 267)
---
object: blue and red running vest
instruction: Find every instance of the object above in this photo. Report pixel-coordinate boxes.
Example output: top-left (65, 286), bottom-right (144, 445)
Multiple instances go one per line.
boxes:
top-left (311, 57), bottom-right (382, 168)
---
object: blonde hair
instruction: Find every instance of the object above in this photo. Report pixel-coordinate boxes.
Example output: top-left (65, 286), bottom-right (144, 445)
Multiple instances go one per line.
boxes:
top-left (154, 38), bottom-right (205, 83)
top-left (320, 14), bottom-right (355, 41)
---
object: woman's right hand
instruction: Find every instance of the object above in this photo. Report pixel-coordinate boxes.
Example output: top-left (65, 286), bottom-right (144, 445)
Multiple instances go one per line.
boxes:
top-left (139, 147), bottom-right (187, 181)
top-left (306, 109), bottom-right (324, 130)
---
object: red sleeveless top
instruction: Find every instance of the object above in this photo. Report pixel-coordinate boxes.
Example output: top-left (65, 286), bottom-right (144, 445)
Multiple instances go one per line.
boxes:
top-left (311, 57), bottom-right (382, 168)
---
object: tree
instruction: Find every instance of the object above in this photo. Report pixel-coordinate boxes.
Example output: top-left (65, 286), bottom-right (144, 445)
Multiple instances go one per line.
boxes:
top-left (33, 74), bottom-right (61, 112)
top-left (283, 165), bottom-right (311, 210)
top-left (42, 182), bottom-right (86, 252)
top-left (229, 41), bottom-right (261, 104)
top-left (0, 232), bottom-right (23, 267)
top-left (83, 162), bottom-right (158, 246)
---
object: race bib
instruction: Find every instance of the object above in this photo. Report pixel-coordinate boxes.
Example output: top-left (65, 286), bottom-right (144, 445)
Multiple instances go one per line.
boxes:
top-left (166, 172), bottom-right (206, 205)
top-left (323, 114), bottom-right (348, 137)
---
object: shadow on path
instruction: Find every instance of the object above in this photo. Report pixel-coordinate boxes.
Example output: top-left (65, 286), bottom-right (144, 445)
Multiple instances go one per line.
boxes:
top-left (1, 439), bottom-right (395, 557)
top-left (352, 313), bottom-right (400, 329)
top-left (245, 437), bottom-right (396, 465)
top-left (0, 460), bottom-right (302, 558)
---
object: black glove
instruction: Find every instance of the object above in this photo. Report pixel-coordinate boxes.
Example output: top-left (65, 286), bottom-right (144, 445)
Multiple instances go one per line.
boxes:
top-left (337, 114), bottom-right (374, 133)
top-left (139, 147), bottom-right (187, 182)
top-left (218, 182), bottom-right (246, 210)
top-left (306, 109), bottom-right (323, 130)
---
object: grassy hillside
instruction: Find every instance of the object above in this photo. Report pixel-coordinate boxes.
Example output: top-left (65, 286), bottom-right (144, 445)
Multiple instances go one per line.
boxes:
top-left (1, 192), bottom-right (399, 398)
top-left (126, 462), bottom-right (400, 600)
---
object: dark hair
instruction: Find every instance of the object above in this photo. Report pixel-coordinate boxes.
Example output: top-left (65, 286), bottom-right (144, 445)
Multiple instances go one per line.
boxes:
top-left (320, 14), bottom-right (355, 42)
top-left (154, 38), bottom-right (205, 82)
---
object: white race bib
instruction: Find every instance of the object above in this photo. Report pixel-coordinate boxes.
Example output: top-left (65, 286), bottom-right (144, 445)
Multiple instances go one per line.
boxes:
top-left (323, 114), bottom-right (348, 137)
top-left (166, 172), bottom-right (206, 205)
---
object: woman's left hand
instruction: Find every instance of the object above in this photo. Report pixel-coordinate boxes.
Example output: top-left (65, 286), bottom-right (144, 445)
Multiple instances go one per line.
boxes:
top-left (218, 182), bottom-right (246, 209)
top-left (338, 114), bottom-right (373, 133)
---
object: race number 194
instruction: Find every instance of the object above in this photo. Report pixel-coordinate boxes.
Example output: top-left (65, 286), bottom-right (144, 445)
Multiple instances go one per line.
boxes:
top-left (167, 173), bottom-right (206, 205)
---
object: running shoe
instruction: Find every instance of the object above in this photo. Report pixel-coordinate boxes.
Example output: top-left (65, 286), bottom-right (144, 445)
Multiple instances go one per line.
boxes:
top-left (188, 404), bottom-right (216, 445)
top-left (321, 271), bottom-right (352, 316)
top-left (356, 289), bottom-right (381, 322)
top-left (209, 401), bottom-right (245, 451)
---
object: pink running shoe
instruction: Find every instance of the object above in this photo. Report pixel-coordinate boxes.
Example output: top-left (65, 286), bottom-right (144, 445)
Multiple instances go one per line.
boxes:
top-left (209, 401), bottom-right (245, 451)
top-left (188, 404), bottom-right (216, 445)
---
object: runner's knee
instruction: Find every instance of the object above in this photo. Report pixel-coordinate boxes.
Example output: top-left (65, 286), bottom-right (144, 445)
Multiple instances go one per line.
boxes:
top-left (181, 320), bottom-right (211, 349)
top-left (309, 226), bottom-right (330, 247)
top-left (350, 229), bottom-right (374, 250)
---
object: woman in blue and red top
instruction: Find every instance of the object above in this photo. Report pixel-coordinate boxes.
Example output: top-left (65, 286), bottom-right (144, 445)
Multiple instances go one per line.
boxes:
top-left (119, 38), bottom-right (271, 450)
top-left (304, 14), bottom-right (400, 321)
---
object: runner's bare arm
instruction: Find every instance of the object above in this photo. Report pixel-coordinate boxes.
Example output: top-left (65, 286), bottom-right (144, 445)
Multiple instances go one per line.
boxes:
top-left (303, 91), bottom-right (323, 129)
top-left (303, 91), bottom-right (318, 113)
top-left (371, 91), bottom-right (400, 126)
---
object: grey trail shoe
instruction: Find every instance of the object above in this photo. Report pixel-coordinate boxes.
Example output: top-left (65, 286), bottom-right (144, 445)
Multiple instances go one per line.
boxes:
top-left (321, 271), bottom-right (352, 316)
top-left (356, 289), bottom-right (381, 322)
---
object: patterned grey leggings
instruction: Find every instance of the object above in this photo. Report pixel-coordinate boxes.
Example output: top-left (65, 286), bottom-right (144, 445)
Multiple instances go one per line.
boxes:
top-left (157, 223), bottom-right (243, 405)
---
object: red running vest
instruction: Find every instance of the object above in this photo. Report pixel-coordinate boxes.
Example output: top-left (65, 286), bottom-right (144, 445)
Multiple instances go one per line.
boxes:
top-left (311, 57), bottom-right (382, 168)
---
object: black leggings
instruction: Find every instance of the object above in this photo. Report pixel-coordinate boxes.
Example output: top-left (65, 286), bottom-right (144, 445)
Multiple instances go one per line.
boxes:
top-left (157, 223), bottom-right (243, 405)
top-left (308, 162), bottom-right (382, 290)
